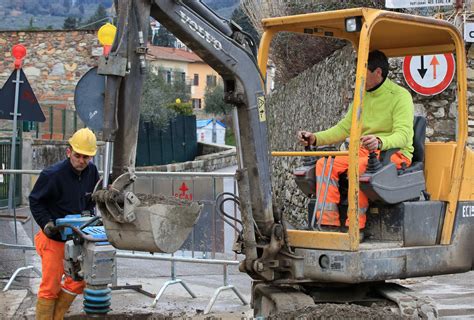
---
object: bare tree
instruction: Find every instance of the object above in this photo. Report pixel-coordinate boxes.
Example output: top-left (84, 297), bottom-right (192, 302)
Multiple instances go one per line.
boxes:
top-left (241, 0), bottom-right (386, 84)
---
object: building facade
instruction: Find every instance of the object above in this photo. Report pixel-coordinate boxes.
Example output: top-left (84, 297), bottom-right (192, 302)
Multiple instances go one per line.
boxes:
top-left (146, 45), bottom-right (221, 109)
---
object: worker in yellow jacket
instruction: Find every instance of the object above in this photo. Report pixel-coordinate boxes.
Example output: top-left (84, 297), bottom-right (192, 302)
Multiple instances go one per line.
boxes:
top-left (297, 50), bottom-right (414, 231)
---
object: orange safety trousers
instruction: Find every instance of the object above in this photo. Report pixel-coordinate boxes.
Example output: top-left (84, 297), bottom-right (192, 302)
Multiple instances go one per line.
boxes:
top-left (35, 231), bottom-right (85, 300)
top-left (315, 148), bottom-right (411, 229)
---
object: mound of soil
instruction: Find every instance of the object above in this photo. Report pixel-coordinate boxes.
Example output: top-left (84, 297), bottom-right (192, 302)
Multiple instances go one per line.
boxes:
top-left (269, 303), bottom-right (401, 320)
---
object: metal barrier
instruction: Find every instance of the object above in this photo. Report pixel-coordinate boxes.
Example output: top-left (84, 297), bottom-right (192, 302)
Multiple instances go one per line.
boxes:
top-left (0, 168), bottom-right (245, 315)
top-left (116, 252), bottom-right (247, 314)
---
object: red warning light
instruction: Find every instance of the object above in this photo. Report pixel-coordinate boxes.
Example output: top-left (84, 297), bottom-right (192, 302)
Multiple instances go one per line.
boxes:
top-left (12, 45), bottom-right (26, 69)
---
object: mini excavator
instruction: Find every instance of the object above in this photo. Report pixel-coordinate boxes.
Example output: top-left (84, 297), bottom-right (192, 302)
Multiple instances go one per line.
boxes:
top-left (67, 1), bottom-right (473, 317)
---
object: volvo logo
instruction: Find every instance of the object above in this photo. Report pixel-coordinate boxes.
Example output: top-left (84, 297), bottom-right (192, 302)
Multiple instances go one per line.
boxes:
top-left (179, 11), bottom-right (223, 51)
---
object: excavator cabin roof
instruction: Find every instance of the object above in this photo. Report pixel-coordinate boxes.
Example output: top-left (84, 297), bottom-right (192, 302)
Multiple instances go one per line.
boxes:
top-left (261, 8), bottom-right (459, 57)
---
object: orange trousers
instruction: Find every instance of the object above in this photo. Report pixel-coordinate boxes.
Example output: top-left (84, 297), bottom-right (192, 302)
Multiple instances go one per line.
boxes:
top-left (315, 148), bottom-right (411, 229)
top-left (35, 231), bottom-right (85, 300)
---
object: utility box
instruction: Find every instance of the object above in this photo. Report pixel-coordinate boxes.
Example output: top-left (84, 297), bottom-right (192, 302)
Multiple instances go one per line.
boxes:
top-left (196, 119), bottom-right (226, 145)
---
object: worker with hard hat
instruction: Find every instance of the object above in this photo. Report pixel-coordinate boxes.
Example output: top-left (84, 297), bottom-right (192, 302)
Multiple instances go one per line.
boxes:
top-left (30, 128), bottom-right (100, 319)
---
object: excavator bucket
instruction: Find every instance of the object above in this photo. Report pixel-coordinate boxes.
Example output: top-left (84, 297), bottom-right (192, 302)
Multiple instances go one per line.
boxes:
top-left (93, 173), bottom-right (202, 253)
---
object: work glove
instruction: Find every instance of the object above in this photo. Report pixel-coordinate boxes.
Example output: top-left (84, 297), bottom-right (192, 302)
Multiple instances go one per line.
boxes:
top-left (43, 221), bottom-right (58, 239)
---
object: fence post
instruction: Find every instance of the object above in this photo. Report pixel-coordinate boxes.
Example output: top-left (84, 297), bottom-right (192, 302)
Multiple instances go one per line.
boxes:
top-left (74, 111), bottom-right (77, 132)
top-left (49, 106), bottom-right (53, 140)
top-left (62, 109), bottom-right (66, 140)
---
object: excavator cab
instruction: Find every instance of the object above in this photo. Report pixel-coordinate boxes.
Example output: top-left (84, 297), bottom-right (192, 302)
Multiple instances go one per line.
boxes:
top-left (265, 8), bottom-right (473, 283)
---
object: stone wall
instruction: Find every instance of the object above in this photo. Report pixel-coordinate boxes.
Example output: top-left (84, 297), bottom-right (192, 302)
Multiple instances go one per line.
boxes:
top-left (137, 142), bottom-right (236, 172)
top-left (0, 30), bottom-right (99, 137)
top-left (21, 138), bottom-right (104, 204)
top-left (267, 44), bottom-right (474, 227)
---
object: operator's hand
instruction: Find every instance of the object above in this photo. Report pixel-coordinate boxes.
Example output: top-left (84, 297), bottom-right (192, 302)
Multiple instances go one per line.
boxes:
top-left (43, 221), bottom-right (58, 239)
top-left (360, 135), bottom-right (380, 151)
top-left (297, 131), bottom-right (316, 147)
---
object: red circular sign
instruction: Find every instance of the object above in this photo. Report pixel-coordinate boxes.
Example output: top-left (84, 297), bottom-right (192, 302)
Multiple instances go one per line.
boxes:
top-left (403, 54), bottom-right (455, 96)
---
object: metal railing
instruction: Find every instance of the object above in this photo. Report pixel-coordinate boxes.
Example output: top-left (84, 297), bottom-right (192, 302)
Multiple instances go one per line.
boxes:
top-left (2, 106), bottom-right (87, 140)
top-left (0, 168), bottom-right (245, 314)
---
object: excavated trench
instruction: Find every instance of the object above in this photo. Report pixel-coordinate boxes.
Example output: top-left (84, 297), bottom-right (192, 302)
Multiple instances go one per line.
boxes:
top-left (269, 303), bottom-right (401, 319)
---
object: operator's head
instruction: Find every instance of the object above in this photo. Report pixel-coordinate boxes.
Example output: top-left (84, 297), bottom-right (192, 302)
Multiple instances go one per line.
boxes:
top-left (67, 128), bottom-right (97, 172)
top-left (366, 50), bottom-right (389, 91)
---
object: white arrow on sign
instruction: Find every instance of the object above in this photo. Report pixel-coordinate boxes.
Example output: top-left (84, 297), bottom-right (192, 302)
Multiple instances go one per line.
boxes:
top-left (403, 54), bottom-right (455, 96)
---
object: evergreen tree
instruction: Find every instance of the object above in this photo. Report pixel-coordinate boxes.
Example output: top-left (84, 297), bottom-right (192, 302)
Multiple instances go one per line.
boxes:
top-left (86, 4), bottom-right (108, 29)
top-left (63, 0), bottom-right (71, 12)
top-left (204, 84), bottom-right (233, 115)
top-left (140, 68), bottom-right (191, 128)
top-left (63, 16), bottom-right (77, 29)
top-left (27, 17), bottom-right (37, 30)
top-left (231, 6), bottom-right (259, 44)
top-left (148, 23), bottom-right (153, 44)
top-left (153, 26), bottom-right (176, 48)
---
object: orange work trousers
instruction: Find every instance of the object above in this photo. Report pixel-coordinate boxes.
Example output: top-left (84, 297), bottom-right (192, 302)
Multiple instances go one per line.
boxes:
top-left (35, 231), bottom-right (85, 300)
top-left (315, 148), bottom-right (411, 229)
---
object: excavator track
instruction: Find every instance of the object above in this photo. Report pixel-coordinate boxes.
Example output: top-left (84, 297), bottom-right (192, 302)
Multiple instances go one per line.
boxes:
top-left (253, 282), bottom-right (438, 319)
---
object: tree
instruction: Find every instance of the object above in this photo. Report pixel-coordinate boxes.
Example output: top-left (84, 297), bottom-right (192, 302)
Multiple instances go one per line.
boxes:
top-left (231, 6), bottom-right (259, 44)
top-left (204, 84), bottom-right (233, 115)
top-left (26, 17), bottom-right (37, 30)
top-left (240, 0), bottom-right (387, 85)
top-left (86, 4), bottom-right (108, 29)
top-left (63, 16), bottom-right (77, 29)
top-left (148, 23), bottom-right (153, 44)
top-left (140, 68), bottom-right (191, 128)
top-left (153, 26), bottom-right (176, 47)
top-left (63, 0), bottom-right (71, 12)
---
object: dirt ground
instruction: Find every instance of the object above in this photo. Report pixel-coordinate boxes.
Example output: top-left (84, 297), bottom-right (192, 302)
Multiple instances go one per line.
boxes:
top-left (269, 303), bottom-right (401, 320)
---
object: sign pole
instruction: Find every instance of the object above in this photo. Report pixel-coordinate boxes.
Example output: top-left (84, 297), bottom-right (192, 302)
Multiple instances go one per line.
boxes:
top-left (97, 23), bottom-right (117, 189)
top-left (8, 45), bottom-right (26, 244)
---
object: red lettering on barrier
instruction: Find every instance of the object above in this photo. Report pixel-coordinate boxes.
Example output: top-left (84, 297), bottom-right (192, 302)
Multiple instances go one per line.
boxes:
top-left (175, 182), bottom-right (193, 201)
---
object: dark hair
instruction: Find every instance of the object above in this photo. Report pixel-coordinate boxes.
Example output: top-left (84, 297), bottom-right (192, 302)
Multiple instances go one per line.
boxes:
top-left (368, 50), bottom-right (389, 80)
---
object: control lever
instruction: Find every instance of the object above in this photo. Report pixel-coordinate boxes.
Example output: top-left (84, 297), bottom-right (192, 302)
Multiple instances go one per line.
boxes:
top-left (302, 134), bottom-right (317, 166)
top-left (366, 151), bottom-right (383, 173)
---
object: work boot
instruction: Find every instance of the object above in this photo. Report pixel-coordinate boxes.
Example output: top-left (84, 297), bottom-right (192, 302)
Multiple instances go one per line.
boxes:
top-left (53, 290), bottom-right (76, 320)
top-left (36, 297), bottom-right (56, 320)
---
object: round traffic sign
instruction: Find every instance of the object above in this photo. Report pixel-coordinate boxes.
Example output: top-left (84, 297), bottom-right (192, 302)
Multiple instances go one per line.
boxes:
top-left (403, 53), bottom-right (455, 96)
top-left (74, 67), bottom-right (105, 131)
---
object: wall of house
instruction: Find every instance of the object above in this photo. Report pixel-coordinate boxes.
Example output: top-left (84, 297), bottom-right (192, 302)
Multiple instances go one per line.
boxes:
top-left (148, 59), bottom-right (188, 75)
top-left (188, 62), bottom-right (220, 109)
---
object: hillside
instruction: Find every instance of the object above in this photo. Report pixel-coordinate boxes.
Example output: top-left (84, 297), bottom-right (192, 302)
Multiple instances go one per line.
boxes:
top-left (0, 0), bottom-right (239, 31)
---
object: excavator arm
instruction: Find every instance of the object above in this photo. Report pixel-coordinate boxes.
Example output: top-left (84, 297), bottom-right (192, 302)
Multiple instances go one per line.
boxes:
top-left (94, 0), bottom-right (295, 280)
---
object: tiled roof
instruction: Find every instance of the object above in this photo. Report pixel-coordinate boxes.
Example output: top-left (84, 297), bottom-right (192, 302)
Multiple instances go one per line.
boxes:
top-left (147, 45), bottom-right (204, 63)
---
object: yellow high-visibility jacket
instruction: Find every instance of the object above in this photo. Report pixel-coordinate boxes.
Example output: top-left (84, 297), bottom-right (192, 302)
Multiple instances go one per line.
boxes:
top-left (315, 79), bottom-right (415, 160)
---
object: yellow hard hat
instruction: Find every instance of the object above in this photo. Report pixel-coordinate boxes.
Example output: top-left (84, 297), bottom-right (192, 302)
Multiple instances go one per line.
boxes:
top-left (68, 128), bottom-right (97, 156)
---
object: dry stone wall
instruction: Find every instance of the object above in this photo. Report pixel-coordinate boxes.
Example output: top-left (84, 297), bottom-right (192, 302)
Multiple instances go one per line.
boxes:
top-left (267, 44), bottom-right (474, 227)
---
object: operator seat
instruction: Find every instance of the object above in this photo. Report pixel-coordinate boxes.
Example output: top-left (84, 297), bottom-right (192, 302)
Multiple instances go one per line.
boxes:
top-left (403, 116), bottom-right (426, 173)
top-left (360, 116), bottom-right (427, 204)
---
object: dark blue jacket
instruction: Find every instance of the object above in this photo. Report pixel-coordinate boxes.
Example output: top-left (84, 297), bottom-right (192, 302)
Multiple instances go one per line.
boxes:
top-left (29, 159), bottom-right (100, 240)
